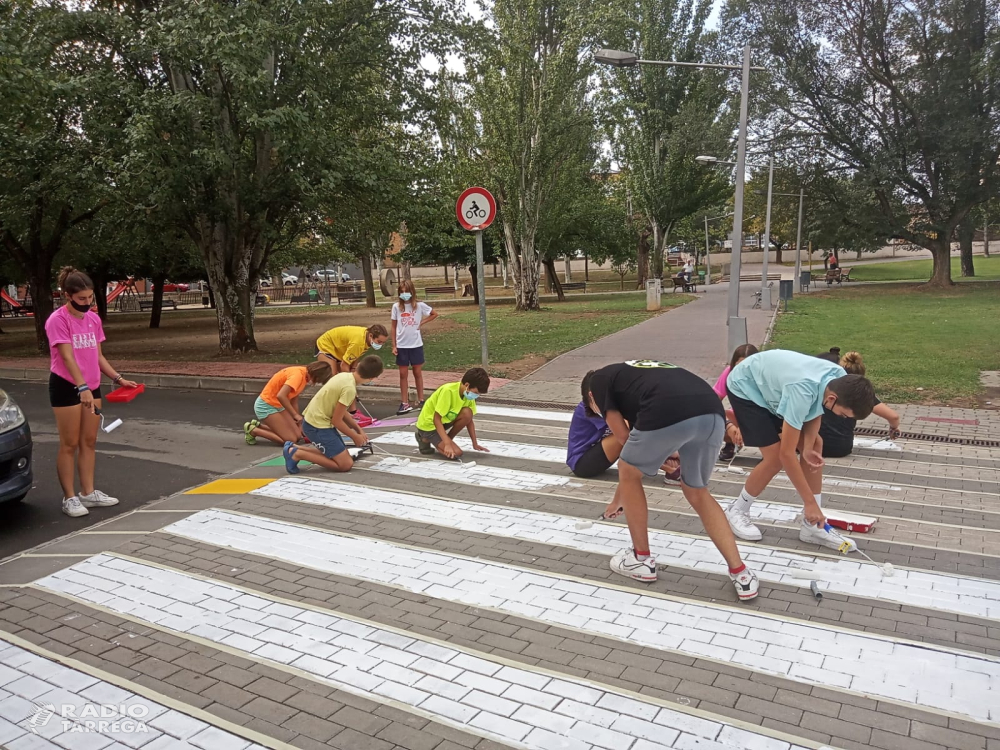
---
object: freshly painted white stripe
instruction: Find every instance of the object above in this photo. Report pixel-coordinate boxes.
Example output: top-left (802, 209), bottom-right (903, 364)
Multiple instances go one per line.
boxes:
top-left (853, 438), bottom-right (902, 452)
top-left (477, 404), bottom-right (573, 423)
top-left (161, 509), bottom-right (999, 723)
top-left (0, 637), bottom-right (270, 750)
top-left (37, 555), bottom-right (814, 750)
top-left (252, 477), bottom-right (999, 621)
top-left (367, 457), bottom-right (581, 492)
top-left (375, 430), bottom-right (570, 464)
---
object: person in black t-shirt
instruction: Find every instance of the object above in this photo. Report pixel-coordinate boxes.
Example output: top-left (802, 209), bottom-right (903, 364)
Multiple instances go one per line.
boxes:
top-left (581, 361), bottom-right (759, 600)
top-left (816, 350), bottom-right (900, 457)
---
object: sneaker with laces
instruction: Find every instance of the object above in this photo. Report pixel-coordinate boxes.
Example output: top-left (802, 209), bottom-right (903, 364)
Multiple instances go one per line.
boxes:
top-left (800, 522), bottom-right (857, 552)
top-left (79, 489), bottom-right (119, 508)
top-left (725, 506), bottom-right (762, 541)
top-left (414, 430), bottom-right (435, 455)
top-left (730, 568), bottom-right (759, 600)
top-left (718, 443), bottom-right (736, 462)
top-left (62, 496), bottom-right (89, 517)
top-left (396, 403), bottom-right (413, 415)
top-left (609, 548), bottom-right (657, 582)
top-left (355, 413), bottom-right (375, 428)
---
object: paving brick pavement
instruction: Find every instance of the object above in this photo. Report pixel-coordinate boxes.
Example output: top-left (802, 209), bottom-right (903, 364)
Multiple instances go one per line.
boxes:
top-left (2, 402), bottom-right (1000, 749)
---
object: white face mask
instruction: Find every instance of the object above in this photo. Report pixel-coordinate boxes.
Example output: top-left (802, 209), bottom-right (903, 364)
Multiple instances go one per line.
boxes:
top-left (371, 342), bottom-right (383, 350)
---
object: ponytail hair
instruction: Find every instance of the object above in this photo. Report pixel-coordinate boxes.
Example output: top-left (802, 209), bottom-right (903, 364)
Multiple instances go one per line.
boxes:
top-left (58, 267), bottom-right (93, 296)
top-left (839, 351), bottom-right (866, 376)
top-left (367, 324), bottom-right (388, 339)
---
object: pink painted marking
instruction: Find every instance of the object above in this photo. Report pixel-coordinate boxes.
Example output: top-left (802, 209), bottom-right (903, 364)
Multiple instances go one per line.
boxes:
top-left (915, 417), bottom-right (979, 425)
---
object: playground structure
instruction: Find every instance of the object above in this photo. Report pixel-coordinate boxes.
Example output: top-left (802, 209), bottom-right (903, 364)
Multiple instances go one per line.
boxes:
top-left (0, 289), bottom-right (31, 317)
top-left (108, 278), bottom-right (140, 312)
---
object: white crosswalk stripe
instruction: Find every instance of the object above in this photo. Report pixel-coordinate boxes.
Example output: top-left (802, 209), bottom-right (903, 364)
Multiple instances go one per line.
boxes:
top-left (36, 555), bottom-right (813, 750)
top-left (252, 477), bottom-right (1000, 620)
top-left (132, 508), bottom-right (999, 723)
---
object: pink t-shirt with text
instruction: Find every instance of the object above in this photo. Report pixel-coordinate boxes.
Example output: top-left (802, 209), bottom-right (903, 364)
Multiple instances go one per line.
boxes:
top-left (46, 306), bottom-right (106, 390)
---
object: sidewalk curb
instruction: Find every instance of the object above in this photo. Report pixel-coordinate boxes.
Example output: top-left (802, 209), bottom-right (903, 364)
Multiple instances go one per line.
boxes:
top-left (761, 299), bottom-right (781, 348)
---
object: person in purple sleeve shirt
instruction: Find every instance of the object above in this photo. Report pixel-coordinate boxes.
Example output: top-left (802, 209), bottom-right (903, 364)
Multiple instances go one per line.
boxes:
top-left (567, 403), bottom-right (682, 481)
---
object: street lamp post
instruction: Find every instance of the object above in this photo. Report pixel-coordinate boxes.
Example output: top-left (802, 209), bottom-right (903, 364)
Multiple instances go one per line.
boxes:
top-left (597, 46), bottom-right (764, 353)
top-left (794, 186), bottom-right (805, 292)
top-left (761, 156), bottom-right (774, 309)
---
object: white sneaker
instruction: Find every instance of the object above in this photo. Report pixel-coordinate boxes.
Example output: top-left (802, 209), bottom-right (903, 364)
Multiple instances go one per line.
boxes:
top-left (79, 489), bottom-right (119, 508)
top-left (725, 507), bottom-right (762, 541)
top-left (62, 496), bottom-right (89, 518)
top-left (610, 548), bottom-right (657, 582)
top-left (800, 523), bottom-right (857, 552)
top-left (730, 568), bottom-right (759, 601)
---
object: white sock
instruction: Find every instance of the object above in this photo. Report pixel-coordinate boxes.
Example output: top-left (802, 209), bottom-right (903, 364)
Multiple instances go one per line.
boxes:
top-left (731, 488), bottom-right (757, 514)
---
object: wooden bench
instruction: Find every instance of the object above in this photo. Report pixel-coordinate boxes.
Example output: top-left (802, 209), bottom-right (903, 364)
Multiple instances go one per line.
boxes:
top-left (825, 268), bottom-right (842, 286)
top-left (424, 286), bottom-right (457, 297)
top-left (289, 293), bottom-right (315, 305)
top-left (336, 285), bottom-right (365, 303)
top-left (561, 282), bottom-right (586, 292)
top-left (671, 275), bottom-right (697, 293)
top-left (840, 267), bottom-right (853, 282)
top-left (139, 299), bottom-right (177, 311)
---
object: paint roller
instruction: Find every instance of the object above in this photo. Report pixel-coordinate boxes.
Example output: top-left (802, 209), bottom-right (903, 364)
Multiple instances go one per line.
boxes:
top-left (93, 408), bottom-right (122, 433)
top-left (823, 523), bottom-right (895, 577)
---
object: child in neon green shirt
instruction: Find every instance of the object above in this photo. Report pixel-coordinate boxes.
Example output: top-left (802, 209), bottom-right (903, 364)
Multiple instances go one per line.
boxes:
top-left (415, 368), bottom-right (491, 459)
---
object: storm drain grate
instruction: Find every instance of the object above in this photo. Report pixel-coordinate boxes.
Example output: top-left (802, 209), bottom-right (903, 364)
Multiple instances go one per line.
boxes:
top-left (854, 426), bottom-right (1000, 448)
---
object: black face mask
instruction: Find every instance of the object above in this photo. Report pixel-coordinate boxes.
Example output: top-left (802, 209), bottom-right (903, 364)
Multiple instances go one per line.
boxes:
top-left (70, 300), bottom-right (92, 313)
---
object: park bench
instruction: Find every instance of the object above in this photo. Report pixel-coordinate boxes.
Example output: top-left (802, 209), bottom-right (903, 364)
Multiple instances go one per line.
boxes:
top-left (840, 267), bottom-right (853, 282)
top-left (139, 299), bottom-right (177, 311)
top-left (335, 285), bottom-right (365, 303)
top-left (289, 292), bottom-right (316, 305)
top-left (671, 275), bottom-right (697, 293)
top-left (825, 268), bottom-right (842, 286)
top-left (424, 286), bottom-right (457, 297)
top-left (560, 282), bottom-right (586, 292)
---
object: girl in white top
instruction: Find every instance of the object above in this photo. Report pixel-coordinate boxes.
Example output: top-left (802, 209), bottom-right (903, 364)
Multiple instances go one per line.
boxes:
top-left (390, 279), bottom-right (438, 414)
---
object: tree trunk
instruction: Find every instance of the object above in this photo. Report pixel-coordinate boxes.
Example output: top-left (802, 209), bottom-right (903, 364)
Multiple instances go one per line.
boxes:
top-left (584, 255), bottom-right (589, 281)
top-left (543, 258), bottom-right (565, 301)
top-left (468, 263), bottom-right (480, 304)
top-left (959, 221), bottom-right (975, 277)
top-left (443, 265), bottom-right (449, 284)
top-left (149, 271), bottom-right (166, 329)
top-left (203, 251), bottom-right (257, 353)
top-left (635, 227), bottom-right (650, 290)
top-left (361, 255), bottom-right (376, 307)
top-left (91, 266), bottom-right (109, 321)
top-left (773, 240), bottom-right (783, 265)
top-left (28, 273), bottom-right (55, 354)
top-left (207, 283), bottom-right (216, 309)
top-left (502, 219), bottom-right (541, 311)
top-left (925, 238), bottom-right (955, 287)
top-left (650, 220), bottom-right (664, 280)
top-left (493, 263), bottom-right (497, 278)
top-left (401, 261), bottom-right (411, 281)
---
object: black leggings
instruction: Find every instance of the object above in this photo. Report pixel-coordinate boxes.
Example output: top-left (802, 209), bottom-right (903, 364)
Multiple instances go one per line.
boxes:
top-left (572, 439), bottom-right (615, 478)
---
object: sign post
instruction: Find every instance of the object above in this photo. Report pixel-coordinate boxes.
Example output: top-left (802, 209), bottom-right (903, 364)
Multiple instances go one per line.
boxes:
top-left (456, 187), bottom-right (497, 368)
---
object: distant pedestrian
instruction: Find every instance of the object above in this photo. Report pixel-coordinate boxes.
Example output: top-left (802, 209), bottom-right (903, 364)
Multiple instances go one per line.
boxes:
top-left (46, 267), bottom-right (138, 518)
top-left (283, 355), bottom-right (384, 473)
top-left (244, 361), bottom-right (333, 446)
top-left (391, 280), bottom-right (438, 415)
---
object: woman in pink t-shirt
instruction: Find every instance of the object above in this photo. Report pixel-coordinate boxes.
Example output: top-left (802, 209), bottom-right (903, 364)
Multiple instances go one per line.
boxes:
top-left (45, 267), bottom-right (138, 518)
top-left (714, 343), bottom-right (758, 461)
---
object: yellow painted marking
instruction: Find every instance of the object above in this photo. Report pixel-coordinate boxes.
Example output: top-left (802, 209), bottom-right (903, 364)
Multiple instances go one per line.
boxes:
top-left (184, 478), bottom-right (275, 495)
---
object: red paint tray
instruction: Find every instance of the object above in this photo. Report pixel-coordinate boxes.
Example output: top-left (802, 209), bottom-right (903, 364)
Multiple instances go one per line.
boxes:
top-left (824, 511), bottom-right (878, 534)
top-left (105, 383), bottom-right (145, 403)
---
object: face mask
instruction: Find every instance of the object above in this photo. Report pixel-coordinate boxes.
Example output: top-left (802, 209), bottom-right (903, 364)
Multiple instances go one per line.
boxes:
top-left (70, 300), bottom-right (92, 313)
top-left (465, 391), bottom-right (479, 401)
top-left (399, 292), bottom-right (412, 301)
top-left (371, 342), bottom-right (383, 350)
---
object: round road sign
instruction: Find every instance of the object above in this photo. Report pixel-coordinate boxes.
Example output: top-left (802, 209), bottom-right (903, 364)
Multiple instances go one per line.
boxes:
top-left (456, 187), bottom-right (496, 231)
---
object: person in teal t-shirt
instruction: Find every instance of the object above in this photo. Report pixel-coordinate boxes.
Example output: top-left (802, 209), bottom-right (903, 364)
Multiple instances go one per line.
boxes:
top-left (415, 368), bottom-right (491, 459)
top-left (723, 349), bottom-right (878, 552)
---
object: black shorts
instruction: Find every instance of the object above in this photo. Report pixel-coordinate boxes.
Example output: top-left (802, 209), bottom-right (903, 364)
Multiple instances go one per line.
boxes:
top-left (571, 440), bottom-right (615, 478)
top-left (821, 439), bottom-right (853, 458)
top-left (49, 373), bottom-right (102, 408)
top-left (726, 386), bottom-right (783, 448)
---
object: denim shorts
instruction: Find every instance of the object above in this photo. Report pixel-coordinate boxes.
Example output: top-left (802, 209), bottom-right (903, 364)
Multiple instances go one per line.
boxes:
top-left (254, 397), bottom-right (283, 421)
top-left (301, 421), bottom-right (347, 457)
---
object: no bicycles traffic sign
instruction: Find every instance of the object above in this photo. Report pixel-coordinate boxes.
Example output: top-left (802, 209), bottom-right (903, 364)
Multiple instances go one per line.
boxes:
top-left (456, 187), bottom-right (496, 231)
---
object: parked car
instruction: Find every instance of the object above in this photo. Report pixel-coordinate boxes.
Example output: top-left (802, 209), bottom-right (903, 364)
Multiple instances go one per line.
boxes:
top-left (0, 389), bottom-right (32, 504)
top-left (258, 278), bottom-right (272, 288)
top-left (281, 273), bottom-right (298, 286)
top-left (160, 281), bottom-right (190, 293)
top-left (314, 269), bottom-right (351, 282)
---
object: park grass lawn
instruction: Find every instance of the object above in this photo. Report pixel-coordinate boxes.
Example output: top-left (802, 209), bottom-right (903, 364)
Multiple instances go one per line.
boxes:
top-left (770, 283), bottom-right (1000, 404)
top-left (846, 255), bottom-right (1000, 282)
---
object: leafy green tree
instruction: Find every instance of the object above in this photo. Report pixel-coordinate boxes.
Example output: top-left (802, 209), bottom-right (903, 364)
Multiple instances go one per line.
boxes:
top-left (740, 0), bottom-right (1000, 286)
top-left (0, 2), bottom-right (122, 351)
top-left (468, 0), bottom-right (599, 311)
top-left (598, 0), bottom-right (734, 282)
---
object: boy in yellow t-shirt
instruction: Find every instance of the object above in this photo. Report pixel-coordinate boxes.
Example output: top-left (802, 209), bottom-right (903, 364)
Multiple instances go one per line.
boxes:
top-left (415, 368), bottom-right (491, 459)
top-left (283, 355), bottom-right (384, 474)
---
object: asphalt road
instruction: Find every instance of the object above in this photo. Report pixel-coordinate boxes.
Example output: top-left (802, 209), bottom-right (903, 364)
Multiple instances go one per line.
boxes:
top-left (0, 381), bottom-right (396, 560)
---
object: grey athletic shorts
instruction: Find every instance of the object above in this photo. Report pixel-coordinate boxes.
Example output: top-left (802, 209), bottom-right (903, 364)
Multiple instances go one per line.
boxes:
top-left (619, 414), bottom-right (725, 487)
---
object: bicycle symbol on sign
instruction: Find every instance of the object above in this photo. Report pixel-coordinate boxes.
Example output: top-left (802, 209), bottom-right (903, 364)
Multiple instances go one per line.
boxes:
top-left (465, 201), bottom-right (487, 220)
